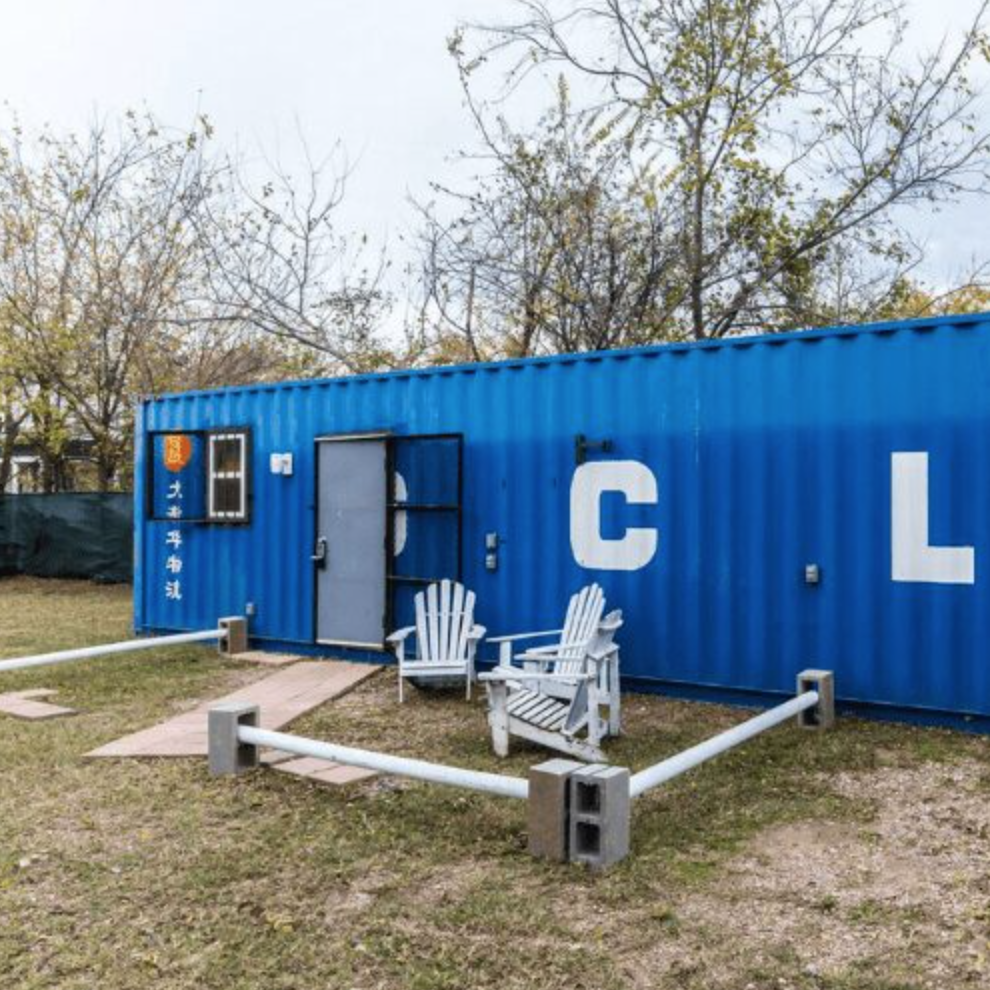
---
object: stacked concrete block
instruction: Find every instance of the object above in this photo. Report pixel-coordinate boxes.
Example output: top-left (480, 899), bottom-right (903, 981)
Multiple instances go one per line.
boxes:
top-left (527, 759), bottom-right (585, 861)
top-left (208, 702), bottom-right (260, 775)
top-left (218, 616), bottom-right (249, 656)
top-left (797, 669), bottom-right (836, 731)
top-left (567, 764), bottom-right (630, 869)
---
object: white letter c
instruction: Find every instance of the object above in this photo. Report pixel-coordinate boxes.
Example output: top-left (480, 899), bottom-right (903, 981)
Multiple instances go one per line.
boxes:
top-left (570, 461), bottom-right (658, 571)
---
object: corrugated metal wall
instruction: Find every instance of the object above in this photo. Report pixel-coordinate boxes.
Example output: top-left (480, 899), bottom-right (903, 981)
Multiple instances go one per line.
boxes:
top-left (135, 313), bottom-right (990, 724)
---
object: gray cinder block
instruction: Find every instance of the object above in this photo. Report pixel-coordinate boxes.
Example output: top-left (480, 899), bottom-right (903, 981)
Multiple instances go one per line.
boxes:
top-left (568, 764), bottom-right (630, 869)
top-left (218, 616), bottom-right (248, 656)
top-left (208, 702), bottom-right (260, 775)
top-left (797, 669), bottom-right (835, 730)
top-left (528, 759), bottom-right (585, 861)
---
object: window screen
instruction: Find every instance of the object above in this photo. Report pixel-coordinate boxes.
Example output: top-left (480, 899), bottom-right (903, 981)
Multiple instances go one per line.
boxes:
top-left (207, 432), bottom-right (249, 521)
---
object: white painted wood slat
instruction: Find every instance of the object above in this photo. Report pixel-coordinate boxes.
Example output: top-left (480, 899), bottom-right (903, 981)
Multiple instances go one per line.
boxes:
top-left (427, 583), bottom-right (439, 664)
top-left (438, 579), bottom-right (451, 664)
top-left (451, 582), bottom-right (465, 660)
top-left (414, 594), bottom-right (428, 663)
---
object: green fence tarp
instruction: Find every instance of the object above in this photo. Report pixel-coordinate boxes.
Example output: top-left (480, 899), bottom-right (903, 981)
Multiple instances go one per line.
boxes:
top-left (0, 494), bottom-right (133, 583)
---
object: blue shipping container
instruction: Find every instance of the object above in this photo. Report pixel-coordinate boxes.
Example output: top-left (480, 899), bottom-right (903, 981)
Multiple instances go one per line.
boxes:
top-left (134, 313), bottom-right (990, 727)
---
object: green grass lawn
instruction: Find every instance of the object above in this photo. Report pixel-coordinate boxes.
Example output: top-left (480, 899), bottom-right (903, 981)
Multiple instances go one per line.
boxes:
top-left (1, 577), bottom-right (988, 989)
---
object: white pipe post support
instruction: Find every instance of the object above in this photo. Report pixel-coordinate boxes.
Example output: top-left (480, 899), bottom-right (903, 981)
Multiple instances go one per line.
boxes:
top-left (0, 627), bottom-right (227, 674)
top-left (234, 723), bottom-right (529, 800)
top-left (630, 690), bottom-right (821, 799)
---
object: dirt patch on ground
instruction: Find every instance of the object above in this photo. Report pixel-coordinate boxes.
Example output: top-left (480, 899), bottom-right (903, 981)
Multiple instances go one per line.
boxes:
top-left (323, 863), bottom-right (482, 926)
top-left (654, 761), bottom-right (990, 988)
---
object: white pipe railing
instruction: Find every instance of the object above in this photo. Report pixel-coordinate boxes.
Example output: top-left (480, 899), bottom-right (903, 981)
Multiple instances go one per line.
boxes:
top-left (629, 690), bottom-right (819, 799)
top-left (0, 627), bottom-right (226, 674)
top-left (238, 724), bottom-right (530, 800)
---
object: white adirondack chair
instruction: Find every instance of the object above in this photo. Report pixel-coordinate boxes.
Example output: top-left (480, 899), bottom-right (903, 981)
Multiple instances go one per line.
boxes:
top-left (481, 611), bottom-right (623, 762)
top-left (387, 580), bottom-right (486, 703)
top-left (487, 583), bottom-right (621, 736)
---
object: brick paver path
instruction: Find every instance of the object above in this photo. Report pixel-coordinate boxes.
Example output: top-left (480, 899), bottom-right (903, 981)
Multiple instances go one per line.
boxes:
top-left (233, 650), bottom-right (301, 667)
top-left (269, 756), bottom-right (377, 786)
top-left (0, 689), bottom-right (77, 720)
top-left (87, 661), bottom-right (378, 758)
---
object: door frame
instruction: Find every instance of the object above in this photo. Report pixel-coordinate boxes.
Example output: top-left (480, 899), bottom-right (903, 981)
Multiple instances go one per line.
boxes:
top-left (312, 431), bottom-right (391, 650)
top-left (384, 432), bottom-right (464, 637)
top-left (311, 430), bottom-right (464, 650)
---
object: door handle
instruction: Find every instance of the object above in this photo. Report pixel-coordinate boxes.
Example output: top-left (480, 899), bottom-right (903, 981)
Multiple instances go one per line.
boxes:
top-left (311, 537), bottom-right (328, 568)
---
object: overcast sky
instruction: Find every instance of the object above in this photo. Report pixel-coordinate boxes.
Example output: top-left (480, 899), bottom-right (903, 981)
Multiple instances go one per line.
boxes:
top-left (0, 0), bottom-right (987, 319)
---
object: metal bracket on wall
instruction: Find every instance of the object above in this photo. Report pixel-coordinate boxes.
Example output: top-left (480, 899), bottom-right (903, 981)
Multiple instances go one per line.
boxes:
top-left (574, 434), bottom-right (614, 465)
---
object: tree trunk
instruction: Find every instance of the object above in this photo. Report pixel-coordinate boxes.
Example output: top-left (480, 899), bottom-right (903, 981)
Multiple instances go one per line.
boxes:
top-left (41, 456), bottom-right (63, 493)
top-left (96, 455), bottom-right (117, 492)
top-left (0, 412), bottom-right (20, 492)
top-left (689, 126), bottom-right (706, 341)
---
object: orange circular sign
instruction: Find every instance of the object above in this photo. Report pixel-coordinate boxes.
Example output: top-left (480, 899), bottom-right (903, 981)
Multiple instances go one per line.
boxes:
top-left (163, 434), bottom-right (193, 472)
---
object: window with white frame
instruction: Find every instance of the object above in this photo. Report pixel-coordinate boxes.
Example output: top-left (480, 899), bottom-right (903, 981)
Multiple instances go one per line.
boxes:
top-left (207, 431), bottom-right (248, 521)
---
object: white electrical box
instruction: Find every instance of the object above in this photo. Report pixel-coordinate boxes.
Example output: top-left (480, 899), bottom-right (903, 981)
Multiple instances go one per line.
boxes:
top-left (269, 453), bottom-right (294, 476)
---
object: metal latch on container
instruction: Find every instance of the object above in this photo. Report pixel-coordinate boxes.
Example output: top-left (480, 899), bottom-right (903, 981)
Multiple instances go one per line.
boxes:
top-left (574, 434), bottom-right (614, 465)
top-left (311, 538), bottom-right (328, 568)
